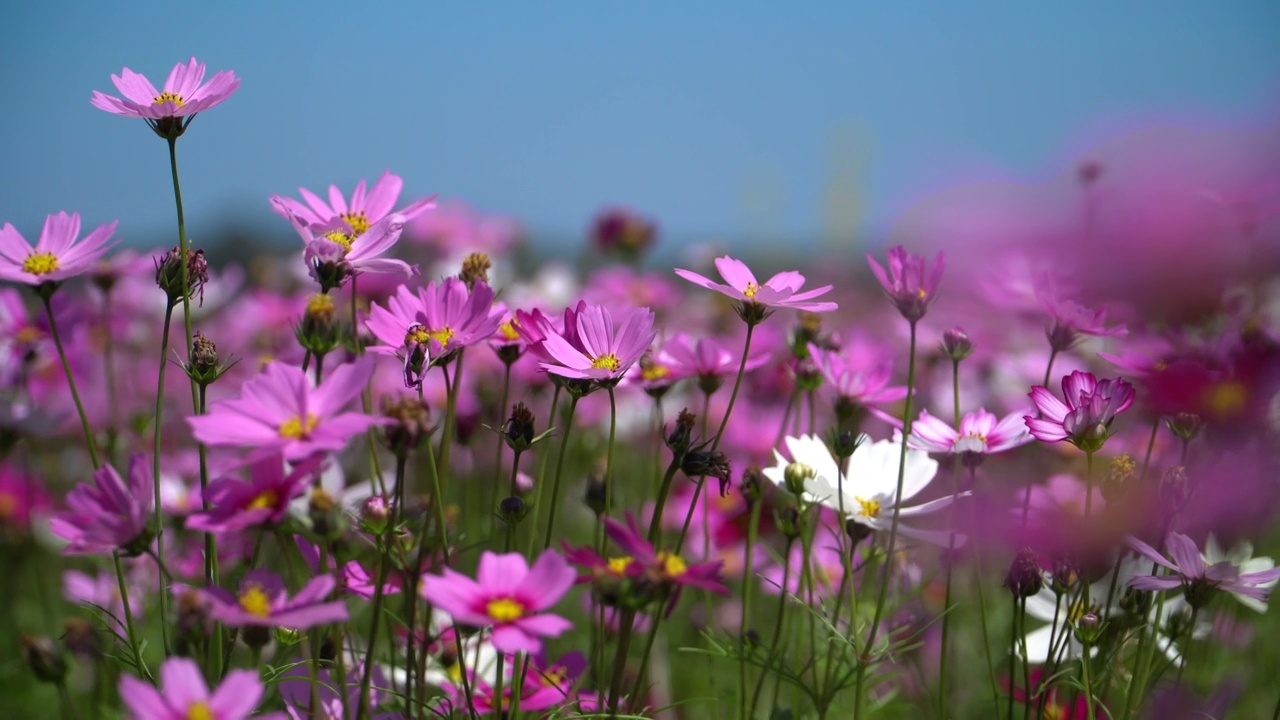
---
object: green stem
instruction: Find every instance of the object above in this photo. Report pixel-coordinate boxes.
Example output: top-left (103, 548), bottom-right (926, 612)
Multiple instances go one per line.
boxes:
top-left (524, 384), bottom-right (561, 558)
top-left (607, 609), bottom-right (637, 715)
top-left (749, 537), bottom-right (796, 719)
top-left (165, 136), bottom-right (198, 409)
top-left (150, 298), bottom-right (178, 656)
top-left (603, 387), bottom-right (618, 519)
top-left (938, 357), bottom-right (963, 718)
top-left (357, 454), bottom-right (407, 718)
top-left (541, 395), bottom-right (580, 550)
top-left (40, 290), bottom-right (100, 467)
top-left (738, 498), bottom-right (763, 720)
top-left (112, 551), bottom-right (148, 680)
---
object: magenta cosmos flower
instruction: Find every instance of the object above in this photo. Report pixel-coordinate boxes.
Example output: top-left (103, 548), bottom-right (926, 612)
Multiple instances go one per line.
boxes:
top-left (366, 277), bottom-right (502, 386)
top-left (91, 57), bottom-right (240, 119)
top-left (1128, 532), bottom-right (1280, 609)
top-left (906, 408), bottom-right (1031, 468)
top-left (675, 256), bottom-right (837, 320)
top-left (291, 213), bottom-right (416, 288)
top-left (538, 303), bottom-right (657, 382)
top-left (187, 357), bottom-right (384, 462)
top-left (1025, 370), bottom-right (1136, 452)
top-left (808, 342), bottom-right (908, 408)
top-left (656, 333), bottom-right (771, 392)
top-left (204, 569), bottom-right (348, 629)
top-left (270, 171), bottom-right (436, 235)
top-left (50, 453), bottom-right (153, 556)
top-left (0, 212), bottom-right (117, 286)
top-left (420, 550), bottom-right (575, 654)
top-left (120, 657), bottom-right (282, 720)
top-left (866, 245), bottom-right (946, 322)
top-left (185, 454), bottom-right (325, 534)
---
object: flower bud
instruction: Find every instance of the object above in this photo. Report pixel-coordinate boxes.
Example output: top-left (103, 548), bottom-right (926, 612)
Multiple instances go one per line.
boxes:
top-left (61, 618), bottom-right (101, 661)
top-left (665, 409), bottom-right (696, 456)
top-left (790, 312), bottom-right (825, 358)
top-left (296, 293), bottom-right (343, 357)
top-left (1073, 612), bottom-right (1103, 644)
top-left (175, 590), bottom-right (212, 655)
top-left (590, 207), bottom-right (656, 259)
top-left (381, 395), bottom-right (435, 455)
top-left (155, 246), bottom-right (209, 306)
top-left (793, 358), bottom-right (823, 392)
top-left (1003, 547), bottom-right (1044, 598)
top-left (1050, 554), bottom-right (1078, 596)
top-left (361, 496), bottom-right (391, 535)
top-left (1167, 412), bottom-right (1204, 443)
top-left (941, 327), bottom-right (973, 361)
top-left (308, 488), bottom-right (344, 541)
top-left (775, 504), bottom-right (804, 540)
top-left (459, 253), bottom-right (491, 289)
top-left (681, 450), bottom-right (731, 489)
top-left (21, 634), bottom-right (67, 684)
top-left (783, 462), bottom-right (814, 497)
top-left (503, 402), bottom-right (536, 453)
top-left (739, 464), bottom-right (764, 507)
top-left (274, 626), bottom-right (305, 646)
top-left (497, 496), bottom-right (529, 526)
top-left (832, 430), bottom-right (864, 459)
top-left (584, 475), bottom-right (608, 516)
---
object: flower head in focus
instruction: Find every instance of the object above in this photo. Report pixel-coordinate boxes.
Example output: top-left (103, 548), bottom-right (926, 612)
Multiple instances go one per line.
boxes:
top-left (866, 246), bottom-right (946, 323)
top-left (1025, 371), bottom-right (1136, 452)
top-left (365, 277), bottom-right (502, 386)
top-left (0, 213), bottom-right (118, 287)
top-left (906, 408), bottom-right (1032, 468)
top-left (203, 569), bottom-right (349, 630)
top-left (675, 256), bottom-right (837, 324)
top-left (538, 303), bottom-right (656, 384)
top-left (90, 57), bottom-right (240, 138)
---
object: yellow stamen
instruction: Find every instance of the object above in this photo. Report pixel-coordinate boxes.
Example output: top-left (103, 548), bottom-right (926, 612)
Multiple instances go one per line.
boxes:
top-left (427, 327), bottom-right (455, 348)
top-left (539, 664), bottom-right (569, 687)
top-left (743, 281), bottom-right (760, 298)
top-left (499, 320), bottom-right (520, 341)
top-left (591, 353), bottom-right (621, 372)
top-left (22, 252), bottom-right (59, 276)
top-left (855, 496), bottom-right (881, 519)
top-left (642, 364), bottom-right (670, 382)
top-left (657, 551), bottom-right (687, 577)
top-left (184, 701), bottom-right (213, 720)
top-left (15, 326), bottom-right (42, 344)
top-left (323, 231), bottom-right (354, 252)
top-left (486, 597), bottom-right (525, 622)
top-left (306, 293), bottom-right (335, 315)
top-left (153, 91), bottom-right (185, 107)
top-left (278, 413), bottom-right (318, 439)
top-left (238, 585), bottom-right (272, 617)
top-left (1205, 381), bottom-right (1247, 417)
top-left (246, 490), bottom-right (278, 511)
top-left (607, 556), bottom-right (633, 574)
top-left (340, 212), bottom-right (371, 236)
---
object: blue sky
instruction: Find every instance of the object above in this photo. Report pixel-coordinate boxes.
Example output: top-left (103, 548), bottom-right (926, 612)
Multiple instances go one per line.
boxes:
top-left (2, 2), bottom-right (1278, 251)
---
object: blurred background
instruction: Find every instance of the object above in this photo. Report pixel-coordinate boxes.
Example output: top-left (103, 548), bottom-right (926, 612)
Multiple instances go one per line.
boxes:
top-left (2, 1), bottom-right (1278, 259)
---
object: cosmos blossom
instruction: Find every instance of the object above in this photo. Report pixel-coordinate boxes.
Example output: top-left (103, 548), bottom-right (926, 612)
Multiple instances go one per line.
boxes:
top-left (1025, 370), bottom-right (1135, 451)
top-left (538, 303), bottom-right (657, 382)
top-left (185, 454), bottom-right (326, 534)
top-left (203, 569), bottom-right (349, 629)
top-left (90, 57), bottom-right (240, 120)
top-left (1128, 532), bottom-right (1280, 609)
top-left (675, 256), bottom-right (837, 313)
top-left (866, 245), bottom-right (946, 322)
top-left (187, 358), bottom-right (385, 462)
top-left (270, 171), bottom-right (436, 234)
top-left (905, 408), bottom-right (1032, 466)
top-left (119, 657), bottom-right (282, 720)
top-left (0, 212), bottom-right (118, 286)
top-left (808, 342), bottom-right (909, 408)
top-left (655, 333), bottom-right (772, 391)
top-left (365, 277), bottom-right (503, 386)
top-left (420, 550), bottom-right (575, 654)
top-left (290, 212), bottom-right (417, 284)
top-left (50, 453), bottom-right (153, 556)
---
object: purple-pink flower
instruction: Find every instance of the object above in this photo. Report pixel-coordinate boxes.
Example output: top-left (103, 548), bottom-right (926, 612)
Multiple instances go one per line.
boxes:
top-left (538, 303), bottom-right (656, 382)
top-left (119, 656), bottom-right (282, 720)
top-left (365, 277), bottom-right (502, 386)
top-left (808, 342), bottom-right (909, 408)
top-left (420, 550), bottom-right (575, 654)
top-left (291, 213), bottom-right (417, 286)
top-left (1025, 371), bottom-right (1136, 451)
top-left (906, 408), bottom-right (1031, 466)
top-left (675, 256), bottom-right (837, 316)
top-left (866, 245), bottom-right (946, 322)
top-left (270, 171), bottom-right (435, 235)
top-left (187, 358), bottom-right (385, 462)
top-left (203, 569), bottom-right (349, 629)
top-left (0, 212), bottom-right (118, 286)
top-left (90, 57), bottom-right (240, 120)
top-left (185, 454), bottom-right (325, 534)
top-left (1128, 532), bottom-right (1280, 609)
top-left (50, 453), bottom-right (153, 556)
top-left (655, 333), bottom-right (771, 393)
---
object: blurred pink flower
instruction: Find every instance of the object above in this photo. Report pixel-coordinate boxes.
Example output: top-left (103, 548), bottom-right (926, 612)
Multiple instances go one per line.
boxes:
top-left (0, 212), bottom-right (118, 286)
top-left (120, 656), bottom-right (281, 720)
top-left (866, 246), bottom-right (946, 322)
top-left (675, 256), bottom-right (837, 316)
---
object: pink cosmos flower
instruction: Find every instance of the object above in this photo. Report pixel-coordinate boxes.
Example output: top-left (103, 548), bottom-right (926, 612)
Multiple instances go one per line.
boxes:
top-left (513, 302), bottom-right (584, 364)
top-left (808, 342), bottom-right (909, 408)
top-left (866, 245), bottom-right (946, 322)
top-left (187, 358), bottom-right (384, 462)
top-left (1025, 371), bottom-right (1136, 451)
top-left (538, 303), bottom-right (656, 382)
top-left (50, 453), bottom-right (153, 556)
top-left (675, 256), bottom-right (837, 316)
top-left (656, 333), bottom-right (771, 393)
top-left (0, 463), bottom-right (52, 533)
top-left (1128, 532), bottom-right (1280, 609)
top-left (365, 277), bottom-right (502, 386)
top-left (119, 656), bottom-right (282, 720)
top-left (203, 569), bottom-right (348, 629)
top-left (1038, 283), bottom-right (1128, 352)
top-left (185, 454), bottom-right (325, 534)
top-left (270, 170), bottom-right (435, 232)
top-left (90, 57), bottom-right (240, 120)
top-left (289, 212), bottom-right (417, 286)
top-left (906, 408), bottom-right (1032, 467)
top-left (0, 212), bottom-right (118, 286)
top-left (420, 550), bottom-right (575, 654)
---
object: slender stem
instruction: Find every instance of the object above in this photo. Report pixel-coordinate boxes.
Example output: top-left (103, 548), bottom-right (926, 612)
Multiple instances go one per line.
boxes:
top-left (101, 291), bottom-right (120, 463)
top-left (607, 609), bottom-right (637, 715)
top-left (738, 498), bottom-right (763, 720)
top-left (1007, 597), bottom-right (1017, 720)
top-left (524, 384), bottom-right (561, 558)
top-left (40, 291), bottom-right (100, 466)
top-left (712, 323), bottom-right (755, 451)
top-left (490, 363), bottom-right (513, 517)
top-left (357, 454), bottom-right (407, 718)
top-left (112, 551), bottom-right (148, 680)
top-left (749, 537), bottom-right (796, 719)
top-left (973, 518), bottom-right (1003, 712)
top-left (165, 137), bottom-right (198, 409)
top-left (603, 387), bottom-right (618, 518)
top-left (1018, 597), bottom-right (1031, 720)
top-left (856, 320), bottom-right (918, 715)
top-left (1079, 450), bottom-right (1097, 720)
top-left (647, 457), bottom-right (683, 545)
top-left (541, 395), bottom-right (580, 550)
top-left (938, 357), bottom-right (963, 718)
top-left (150, 299), bottom-right (178, 656)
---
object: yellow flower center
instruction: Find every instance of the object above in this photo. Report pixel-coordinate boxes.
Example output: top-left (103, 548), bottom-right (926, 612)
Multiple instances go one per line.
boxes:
top-left (607, 556), bottom-right (633, 574)
top-left (499, 320), bottom-right (520, 341)
top-left (1042, 704), bottom-right (1067, 720)
top-left (21, 252), bottom-right (59, 276)
top-left (184, 701), bottom-right (213, 720)
top-left (153, 91), bottom-right (185, 107)
top-left (427, 326), bottom-right (455, 348)
top-left (591, 353), bottom-right (621, 372)
top-left (743, 282), bottom-right (760, 298)
top-left (1205, 381), bottom-right (1247, 417)
top-left (306, 293), bottom-right (335, 315)
top-left (322, 230), bottom-right (354, 253)
top-left (486, 597), bottom-right (525, 622)
top-left (278, 413), bottom-right (318, 439)
top-left (15, 326), bottom-right (42, 344)
top-left (539, 664), bottom-right (570, 687)
top-left (657, 551), bottom-right (687, 577)
top-left (855, 496), bottom-right (881, 519)
top-left (246, 490), bottom-right (278, 511)
top-left (238, 585), bottom-right (272, 617)
top-left (642, 364), bottom-right (670, 382)
top-left (340, 212), bottom-right (371, 236)
top-left (0, 492), bottom-right (16, 518)
top-left (916, 288), bottom-right (928, 300)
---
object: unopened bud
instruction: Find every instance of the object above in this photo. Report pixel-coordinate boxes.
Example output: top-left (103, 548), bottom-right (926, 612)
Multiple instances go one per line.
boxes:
top-left (192, 332), bottom-right (219, 374)
top-left (739, 464), bottom-right (764, 506)
top-left (584, 475), bottom-right (608, 516)
top-left (155, 246), bottom-right (209, 305)
top-left (497, 496), bottom-right (529, 525)
top-left (832, 430), bottom-right (864, 459)
top-left (1003, 547), bottom-right (1044, 598)
top-left (775, 504), bottom-right (804, 540)
top-left (381, 395), bottom-right (435, 454)
top-left (783, 462), bottom-right (814, 497)
top-left (274, 627), bottom-right (305, 646)
top-left (1073, 612), bottom-right (1103, 644)
top-left (682, 450), bottom-right (731, 487)
top-left (459, 253), bottom-right (491, 289)
top-left (21, 635), bottom-right (67, 684)
top-left (1167, 412), bottom-right (1204, 443)
top-left (941, 327), bottom-right (973, 361)
top-left (61, 618), bottom-right (101, 661)
top-left (793, 358), bottom-right (823, 392)
top-left (503, 402), bottom-right (536, 452)
top-left (665, 409), bottom-right (696, 455)
top-left (361, 496), bottom-right (391, 535)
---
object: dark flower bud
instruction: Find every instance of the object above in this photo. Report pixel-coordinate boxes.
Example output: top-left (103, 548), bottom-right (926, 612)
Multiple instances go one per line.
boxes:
top-left (21, 635), bottom-right (67, 684)
top-left (775, 504), bottom-right (804, 540)
top-left (590, 207), bottom-right (656, 259)
top-left (61, 618), bottom-right (101, 661)
top-left (665, 409), bottom-right (696, 456)
top-left (793, 358), bottom-right (823, 393)
top-left (941, 327), bottom-right (973, 361)
top-left (308, 488), bottom-right (343, 540)
top-left (739, 464), bottom-right (764, 507)
top-left (497, 496), bottom-right (529, 526)
top-left (844, 517), bottom-right (874, 545)
top-left (307, 241), bottom-right (353, 293)
top-left (831, 430), bottom-right (864, 459)
top-left (682, 449), bottom-right (731, 488)
top-left (155, 245), bottom-right (209, 305)
top-left (381, 395), bottom-right (435, 454)
top-left (503, 402), bottom-right (536, 452)
top-left (361, 496), bottom-right (391, 535)
top-left (91, 260), bottom-right (118, 294)
top-left (1167, 412), bottom-right (1204, 443)
top-left (459, 252), bottom-right (491, 289)
top-left (584, 475), bottom-right (608, 516)
top-left (743, 628), bottom-right (762, 649)
top-left (192, 331), bottom-right (219, 375)
top-left (1051, 555), bottom-right (1078, 596)
top-left (1003, 547), bottom-right (1044, 598)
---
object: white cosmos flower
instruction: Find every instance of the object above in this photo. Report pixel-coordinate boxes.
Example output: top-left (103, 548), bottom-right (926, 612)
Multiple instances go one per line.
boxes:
top-left (1204, 534), bottom-right (1278, 613)
top-left (762, 434), bottom-right (965, 546)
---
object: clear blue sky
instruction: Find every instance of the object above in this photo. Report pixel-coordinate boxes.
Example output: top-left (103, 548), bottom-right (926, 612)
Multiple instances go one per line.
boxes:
top-left (2, 2), bottom-right (1278, 250)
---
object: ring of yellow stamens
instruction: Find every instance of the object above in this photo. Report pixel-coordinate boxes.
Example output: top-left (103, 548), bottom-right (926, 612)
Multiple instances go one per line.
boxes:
top-left (854, 496), bottom-right (881, 519)
top-left (486, 597), bottom-right (525, 622)
top-left (278, 413), bottom-right (318, 439)
top-left (238, 585), bottom-right (272, 617)
top-left (153, 91), bottom-right (185, 107)
top-left (340, 212), bottom-right (371, 236)
top-left (22, 252), bottom-right (59, 276)
top-left (499, 320), bottom-right (520, 341)
top-left (743, 281), bottom-right (760, 298)
top-left (656, 551), bottom-right (687, 577)
top-left (184, 701), bottom-right (213, 720)
top-left (607, 556), bottom-right (633, 575)
top-left (591, 353), bottom-right (621, 372)
top-left (246, 489), bottom-right (279, 511)
top-left (322, 230), bottom-right (354, 253)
